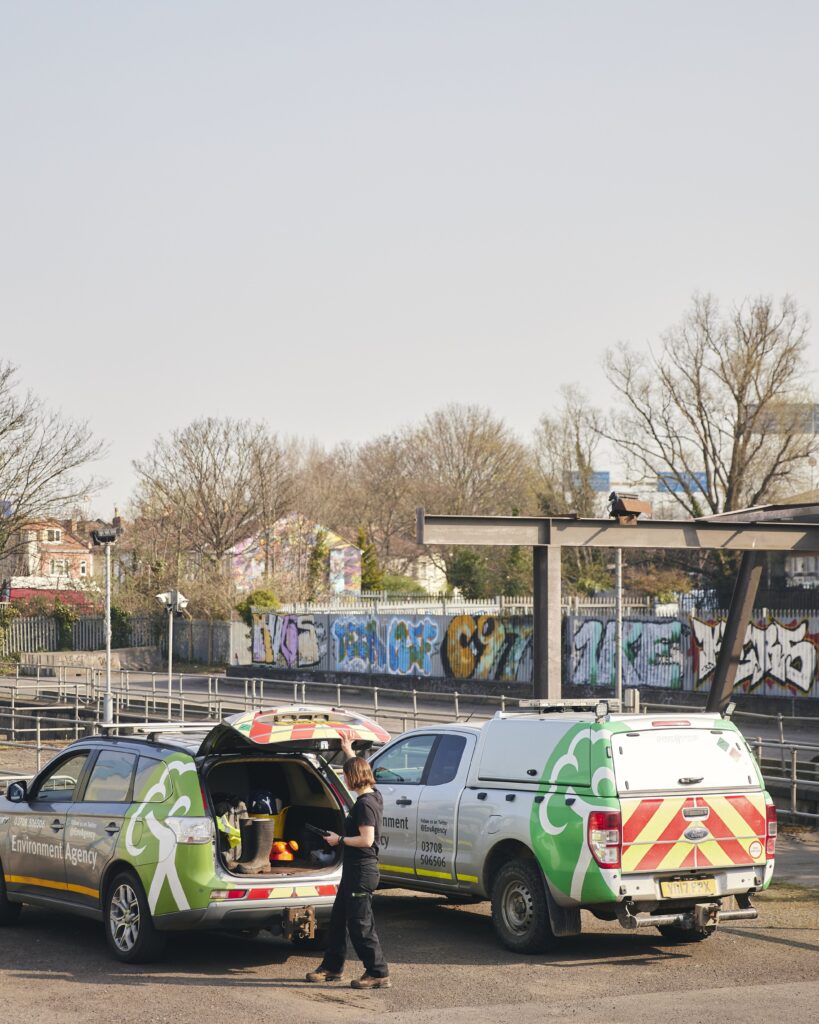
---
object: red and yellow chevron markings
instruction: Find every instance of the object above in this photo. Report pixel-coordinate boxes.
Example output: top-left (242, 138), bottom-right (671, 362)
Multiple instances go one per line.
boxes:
top-left (621, 792), bottom-right (767, 873)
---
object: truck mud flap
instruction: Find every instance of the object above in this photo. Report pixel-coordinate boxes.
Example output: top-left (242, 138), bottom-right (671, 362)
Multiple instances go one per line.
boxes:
top-left (545, 885), bottom-right (581, 937)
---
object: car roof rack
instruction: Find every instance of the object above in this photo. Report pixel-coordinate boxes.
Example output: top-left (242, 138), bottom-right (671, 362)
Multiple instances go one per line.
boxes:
top-left (100, 721), bottom-right (216, 742)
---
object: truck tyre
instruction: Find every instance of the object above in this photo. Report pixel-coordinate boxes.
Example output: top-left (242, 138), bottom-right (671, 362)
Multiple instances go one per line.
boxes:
top-left (491, 859), bottom-right (558, 954)
top-left (0, 868), bottom-right (22, 925)
top-left (104, 870), bottom-right (167, 964)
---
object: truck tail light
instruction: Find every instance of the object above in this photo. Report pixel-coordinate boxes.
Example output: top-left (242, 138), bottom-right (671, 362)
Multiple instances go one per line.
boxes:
top-left (765, 804), bottom-right (777, 860)
top-left (588, 810), bottom-right (621, 868)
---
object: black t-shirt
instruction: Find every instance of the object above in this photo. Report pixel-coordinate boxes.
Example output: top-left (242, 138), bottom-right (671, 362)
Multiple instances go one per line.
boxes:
top-left (343, 789), bottom-right (383, 866)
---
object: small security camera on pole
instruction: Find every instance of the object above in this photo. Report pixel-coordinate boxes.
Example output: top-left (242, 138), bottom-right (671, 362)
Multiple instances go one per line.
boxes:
top-left (156, 590), bottom-right (188, 721)
top-left (91, 526), bottom-right (119, 726)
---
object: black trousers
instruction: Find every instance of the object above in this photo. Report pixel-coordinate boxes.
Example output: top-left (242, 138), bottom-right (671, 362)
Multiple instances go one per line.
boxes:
top-left (320, 864), bottom-right (389, 978)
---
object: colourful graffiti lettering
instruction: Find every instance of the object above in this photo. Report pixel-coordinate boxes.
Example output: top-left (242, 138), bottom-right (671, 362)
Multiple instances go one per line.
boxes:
top-left (332, 617), bottom-right (386, 672)
top-left (441, 615), bottom-right (532, 682)
top-left (691, 616), bottom-right (819, 693)
top-left (252, 614), bottom-right (326, 668)
top-left (569, 618), bottom-right (684, 689)
top-left (387, 617), bottom-right (439, 676)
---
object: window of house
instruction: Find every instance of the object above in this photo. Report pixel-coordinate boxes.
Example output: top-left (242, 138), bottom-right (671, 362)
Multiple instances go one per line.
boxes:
top-left (80, 560), bottom-right (87, 576)
top-left (49, 559), bottom-right (69, 575)
top-left (45, 528), bottom-right (62, 543)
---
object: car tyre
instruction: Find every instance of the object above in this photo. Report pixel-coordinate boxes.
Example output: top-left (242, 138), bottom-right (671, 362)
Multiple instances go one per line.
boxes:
top-left (0, 867), bottom-right (22, 926)
top-left (490, 858), bottom-right (558, 954)
top-left (104, 870), bottom-right (167, 963)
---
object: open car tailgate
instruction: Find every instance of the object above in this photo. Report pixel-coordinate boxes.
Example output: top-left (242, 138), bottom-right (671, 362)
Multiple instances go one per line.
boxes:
top-left (198, 704), bottom-right (391, 757)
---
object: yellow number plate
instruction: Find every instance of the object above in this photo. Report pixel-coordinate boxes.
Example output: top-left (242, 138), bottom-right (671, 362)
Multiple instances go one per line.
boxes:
top-left (660, 878), bottom-right (717, 899)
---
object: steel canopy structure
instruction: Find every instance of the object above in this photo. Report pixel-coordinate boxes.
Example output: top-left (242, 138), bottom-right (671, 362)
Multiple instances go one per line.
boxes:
top-left (416, 504), bottom-right (819, 710)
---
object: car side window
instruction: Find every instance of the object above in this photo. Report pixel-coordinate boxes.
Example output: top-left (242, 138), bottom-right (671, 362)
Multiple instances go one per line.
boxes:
top-left (373, 735), bottom-right (437, 785)
top-left (83, 750), bottom-right (137, 802)
top-left (35, 752), bottom-right (90, 802)
top-left (132, 757), bottom-right (171, 803)
top-left (425, 735), bottom-right (467, 787)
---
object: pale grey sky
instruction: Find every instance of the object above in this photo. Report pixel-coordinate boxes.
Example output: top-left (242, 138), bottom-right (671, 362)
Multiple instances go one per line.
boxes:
top-left (2, 1), bottom-right (818, 515)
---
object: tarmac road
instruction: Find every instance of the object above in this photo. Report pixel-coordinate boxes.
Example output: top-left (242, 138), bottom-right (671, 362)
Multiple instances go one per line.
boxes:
top-left (0, 856), bottom-right (817, 1024)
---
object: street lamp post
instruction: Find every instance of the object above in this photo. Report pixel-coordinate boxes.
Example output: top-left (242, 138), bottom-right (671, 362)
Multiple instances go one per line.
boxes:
top-left (91, 527), bottom-right (119, 726)
top-left (156, 590), bottom-right (188, 721)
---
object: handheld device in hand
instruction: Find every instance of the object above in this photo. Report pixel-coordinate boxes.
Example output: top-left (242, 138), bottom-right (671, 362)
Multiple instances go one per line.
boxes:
top-left (305, 823), bottom-right (331, 840)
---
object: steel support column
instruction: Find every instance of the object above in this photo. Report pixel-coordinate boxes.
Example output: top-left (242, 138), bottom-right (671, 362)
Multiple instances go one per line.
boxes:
top-left (533, 546), bottom-right (562, 699)
top-left (705, 551), bottom-right (763, 713)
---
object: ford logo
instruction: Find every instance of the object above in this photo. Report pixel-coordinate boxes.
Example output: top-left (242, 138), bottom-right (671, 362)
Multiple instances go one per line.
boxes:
top-left (684, 826), bottom-right (709, 842)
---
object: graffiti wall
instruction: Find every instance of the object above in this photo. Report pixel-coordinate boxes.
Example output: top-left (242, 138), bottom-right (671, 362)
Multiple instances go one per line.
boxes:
top-left (565, 613), bottom-right (819, 698)
top-left (252, 613), bottom-right (327, 669)
top-left (250, 609), bottom-right (819, 696)
top-left (569, 618), bottom-right (684, 689)
top-left (691, 616), bottom-right (819, 694)
top-left (251, 611), bottom-right (531, 683)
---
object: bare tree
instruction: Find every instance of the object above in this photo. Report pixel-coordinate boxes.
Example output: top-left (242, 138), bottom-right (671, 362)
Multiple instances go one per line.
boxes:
top-left (0, 362), bottom-right (103, 563)
top-left (132, 418), bottom-right (262, 573)
top-left (342, 432), bottom-right (417, 564)
top-left (603, 295), bottom-right (818, 516)
top-left (247, 430), bottom-right (298, 582)
top-left (412, 404), bottom-right (535, 516)
top-left (533, 385), bottom-right (603, 517)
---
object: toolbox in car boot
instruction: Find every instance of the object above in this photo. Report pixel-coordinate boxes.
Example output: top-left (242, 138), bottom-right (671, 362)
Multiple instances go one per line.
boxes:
top-left (236, 818), bottom-right (278, 874)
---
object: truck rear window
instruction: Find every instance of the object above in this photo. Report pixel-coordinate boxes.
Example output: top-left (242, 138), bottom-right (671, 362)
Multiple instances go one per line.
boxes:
top-left (611, 729), bottom-right (759, 794)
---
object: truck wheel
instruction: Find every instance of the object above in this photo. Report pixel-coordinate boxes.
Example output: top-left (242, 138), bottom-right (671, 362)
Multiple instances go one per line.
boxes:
top-left (656, 924), bottom-right (713, 943)
top-left (0, 869), bottom-right (22, 926)
top-left (491, 859), bottom-right (558, 954)
top-left (105, 871), bottom-right (167, 963)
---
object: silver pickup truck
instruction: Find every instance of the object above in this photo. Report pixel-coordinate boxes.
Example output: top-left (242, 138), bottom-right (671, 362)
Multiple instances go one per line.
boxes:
top-left (369, 699), bottom-right (776, 952)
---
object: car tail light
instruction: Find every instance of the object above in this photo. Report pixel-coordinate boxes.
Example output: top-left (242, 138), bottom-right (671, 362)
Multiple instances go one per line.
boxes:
top-left (588, 810), bottom-right (621, 868)
top-left (165, 816), bottom-right (214, 845)
top-left (766, 804), bottom-right (777, 860)
top-left (210, 889), bottom-right (247, 901)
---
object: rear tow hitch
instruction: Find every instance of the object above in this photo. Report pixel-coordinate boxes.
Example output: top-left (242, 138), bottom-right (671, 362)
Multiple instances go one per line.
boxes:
top-left (619, 894), bottom-right (758, 932)
top-left (281, 906), bottom-right (317, 941)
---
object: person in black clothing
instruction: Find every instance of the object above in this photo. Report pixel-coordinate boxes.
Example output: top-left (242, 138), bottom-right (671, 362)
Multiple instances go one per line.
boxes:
top-left (305, 751), bottom-right (391, 989)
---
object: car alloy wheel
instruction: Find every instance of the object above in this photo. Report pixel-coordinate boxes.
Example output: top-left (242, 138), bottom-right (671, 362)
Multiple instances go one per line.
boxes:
top-left (109, 882), bottom-right (141, 953)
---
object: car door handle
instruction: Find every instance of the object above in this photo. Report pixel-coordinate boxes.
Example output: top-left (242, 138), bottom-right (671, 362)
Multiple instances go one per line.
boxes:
top-left (104, 823), bottom-right (121, 836)
top-left (396, 798), bottom-right (413, 807)
top-left (51, 819), bottom-right (64, 832)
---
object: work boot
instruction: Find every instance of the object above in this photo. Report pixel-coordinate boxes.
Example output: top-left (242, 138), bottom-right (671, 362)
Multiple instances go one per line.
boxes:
top-left (235, 818), bottom-right (277, 874)
top-left (351, 973), bottom-right (391, 989)
top-left (305, 967), bottom-right (344, 983)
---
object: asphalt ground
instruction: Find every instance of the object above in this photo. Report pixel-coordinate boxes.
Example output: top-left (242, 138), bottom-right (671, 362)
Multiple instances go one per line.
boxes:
top-left (0, 853), bottom-right (816, 1024)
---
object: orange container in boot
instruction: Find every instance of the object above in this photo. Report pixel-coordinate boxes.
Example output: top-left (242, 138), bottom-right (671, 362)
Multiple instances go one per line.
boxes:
top-left (270, 840), bottom-right (299, 862)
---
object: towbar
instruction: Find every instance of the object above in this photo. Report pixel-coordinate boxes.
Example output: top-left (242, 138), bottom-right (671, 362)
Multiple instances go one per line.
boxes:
top-left (619, 896), bottom-right (758, 932)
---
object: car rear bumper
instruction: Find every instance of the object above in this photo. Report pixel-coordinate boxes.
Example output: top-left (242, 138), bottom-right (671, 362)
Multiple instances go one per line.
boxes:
top-left (155, 896), bottom-right (336, 932)
top-left (617, 861), bottom-right (773, 903)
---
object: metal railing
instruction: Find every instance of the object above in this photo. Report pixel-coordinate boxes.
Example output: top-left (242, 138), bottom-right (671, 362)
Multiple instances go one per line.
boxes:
top-left (1, 666), bottom-right (819, 821)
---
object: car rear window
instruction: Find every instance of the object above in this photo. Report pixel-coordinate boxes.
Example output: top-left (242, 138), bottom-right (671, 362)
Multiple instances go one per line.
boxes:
top-left (132, 757), bottom-right (173, 803)
top-left (612, 728), bottom-right (760, 794)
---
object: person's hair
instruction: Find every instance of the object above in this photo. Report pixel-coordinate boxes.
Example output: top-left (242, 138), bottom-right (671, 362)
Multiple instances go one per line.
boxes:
top-left (343, 756), bottom-right (375, 790)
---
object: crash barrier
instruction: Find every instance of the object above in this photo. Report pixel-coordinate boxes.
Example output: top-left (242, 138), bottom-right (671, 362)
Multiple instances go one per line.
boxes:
top-left (247, 608), bottom-right (819, 699)
top-left (1, 668), bottom-right (818, 822)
